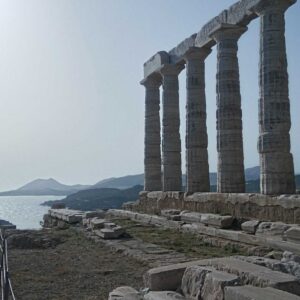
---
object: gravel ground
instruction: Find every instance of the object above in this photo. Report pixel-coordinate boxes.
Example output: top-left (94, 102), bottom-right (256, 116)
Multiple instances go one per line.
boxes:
top-left (8, 229), bottom-right (148, 300)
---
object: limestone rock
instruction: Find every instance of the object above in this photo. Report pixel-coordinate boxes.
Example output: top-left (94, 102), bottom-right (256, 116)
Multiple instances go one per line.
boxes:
top-left (108, 286), bottom-right (142, 300)
top-left (90, 218), bottom-right (106, 230)
top-left (285, 227), bottom-right (300, 244)
top-left (181, 266), bottom-right (211, 299)
top-left (241, 220), bottom-right (260, 234)
top-left (84, 210), bottom-right (105, 219)
top-left (144, 291), bottom-right (185, 300)
top-left (180, 212), bottom-right (233, 228)
top-left (96, 226), bottom-right (125, 239)
top-left (256, 222), bottom-right (291, 240)
top-left (224, 286), bottom-right (300, 300)
top-left (181, 266), bottom-right (239, 300)
top-left (200, 268), bottom-right (240, 300)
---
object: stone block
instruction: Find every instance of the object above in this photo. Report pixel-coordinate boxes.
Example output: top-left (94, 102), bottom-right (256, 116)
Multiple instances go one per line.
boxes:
top-left (90, 218), bottom-right (106, 229)
top-left (96, 227), bottom-right (125, 239)
top-left (144, 291), bottom-right (186, 300)
top-left (241, 220), bottom-right (260, 234)
top-left (224, 286), bottom-right (300, 300)
top-left (180, 212), bottom-right (234, 228)
top-left (201, 270), bottom-right (239, 300)
top-left (108, 286), bottom-right (142, 300)
top-left (83, 210), bottom-right (105, 219)
top-left (181, 266), bottom-right (212, 299)
top-left (181, 266), bottom-right (239, 300)
top-left (161, 209), bottom-right (181, 218)
top-left (256, 222), bottom-right (291, 240)
top-left (195, 257), bottom-right (300, 295)
top-left (285, 227), bottom-right (300, 244)
top-left (144, 260), bottom-right (204, 291)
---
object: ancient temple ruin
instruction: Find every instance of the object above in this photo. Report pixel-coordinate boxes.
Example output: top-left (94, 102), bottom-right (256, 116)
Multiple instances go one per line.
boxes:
top-left (141, 0), bottom-right (296, 196)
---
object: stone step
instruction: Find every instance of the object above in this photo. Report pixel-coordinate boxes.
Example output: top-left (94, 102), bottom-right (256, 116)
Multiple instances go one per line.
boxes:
top-left (180, 212), bottom-right (234, 229)
top-left (144, 291), bottom-right (186, 300)
top-left (224, 286), bottom-right (300, 300)
top-left (144, 256), bottom-right (300, 295)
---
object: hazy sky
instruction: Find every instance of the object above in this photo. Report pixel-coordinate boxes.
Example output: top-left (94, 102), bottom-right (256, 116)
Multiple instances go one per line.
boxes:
top-left (0, 0), bottom-right (299, 191)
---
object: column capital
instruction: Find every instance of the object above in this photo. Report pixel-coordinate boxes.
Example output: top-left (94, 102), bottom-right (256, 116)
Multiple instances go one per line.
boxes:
top-left (252, 0), bottom-right (296, 15)
top-left (210, 24), bottom-right (247, 42)
top-left (159, 63), bottom-right (185, 76)
top-left (183, 47), bottom-right (212, 61)
top-left (140, 74), bottom-right (162, 88)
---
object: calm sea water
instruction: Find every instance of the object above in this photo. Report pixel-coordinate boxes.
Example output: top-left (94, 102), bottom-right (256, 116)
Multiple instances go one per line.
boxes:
top-left (0, 196), bottom-right (65, 229)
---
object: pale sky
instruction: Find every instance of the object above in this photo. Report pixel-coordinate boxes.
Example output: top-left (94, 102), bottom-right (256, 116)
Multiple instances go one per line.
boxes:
top-left (0, 0), bottom-right (299, 191)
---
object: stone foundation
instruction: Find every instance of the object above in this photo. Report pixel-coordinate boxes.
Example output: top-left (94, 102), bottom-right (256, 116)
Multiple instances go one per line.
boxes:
top-left (124, 192), bottom-right (300, 224)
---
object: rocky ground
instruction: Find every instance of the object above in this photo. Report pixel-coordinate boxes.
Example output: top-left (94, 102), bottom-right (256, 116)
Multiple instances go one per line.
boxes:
top-left (7, 222), bottom-right (247, 300)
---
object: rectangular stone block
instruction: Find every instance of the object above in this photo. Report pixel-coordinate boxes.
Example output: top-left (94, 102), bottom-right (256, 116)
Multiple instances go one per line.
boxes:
top-left (225, 286), bottom-right (300, 300)
top-left (285, 227), bottom-right (300, 244)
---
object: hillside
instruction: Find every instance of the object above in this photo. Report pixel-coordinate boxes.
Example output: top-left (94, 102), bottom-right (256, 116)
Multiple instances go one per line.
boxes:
top-left (0, 178), bottom-right (91, 196)
top-left (42, 185), bottom-right (143, 211)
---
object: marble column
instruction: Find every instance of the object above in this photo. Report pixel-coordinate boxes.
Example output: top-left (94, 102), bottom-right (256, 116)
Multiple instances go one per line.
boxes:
top-left (184, 47), bottom-right (211, 193)
top-left (212, 25), bottom-right (247, 193)
top-left (254, 0), bottom-right (296, 195)
top-left (160, 64), bottom-right (183, 191)
top-left (141, 75), bottom-right (162, 191)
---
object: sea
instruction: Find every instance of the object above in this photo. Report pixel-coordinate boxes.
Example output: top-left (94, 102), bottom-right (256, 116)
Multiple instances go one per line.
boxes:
top-left (0, 195), bottom-right (65, 229)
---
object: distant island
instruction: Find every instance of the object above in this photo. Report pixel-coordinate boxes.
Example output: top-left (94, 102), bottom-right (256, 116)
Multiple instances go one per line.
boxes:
top-left (42, 185), bottom-right (144, 211)
top-left (0, 166), bottom-right (261, 196)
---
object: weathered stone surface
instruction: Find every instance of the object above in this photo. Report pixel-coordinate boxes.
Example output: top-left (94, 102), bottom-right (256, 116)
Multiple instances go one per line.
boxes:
top-left (212, 25), bottom-right (246, 193)
top-left (108, 286), bottom-right (142, 300)
top-left (196, 257), bottom-right (300, 295)
top-left (225, 285), bottom-right (300, 300)
top-left (161, 209), bottom-right (181, 218)
top-left (180, 212), bottom-right (234, 229)
top-left (201, 269), bottom-right (240, 300)
top-left (184, 47), bottom-right (211, 193)
top-left (83, 210), bottom-right (105, 219)
top-left (142, 75), bottom-right (162, 191)
top-left (143, 51), bottom-right (169, 79)
top-left (285, 227), bottom-right (300, 244)
top-left (241, 220), bottom-right (260, 234)
top-left (181, 266), bottom-right (239, 300)
top-left (144, 291), bottom-right (186, 300)
top-left (95, 226), bottom-right (125, 240)
top-left (255, 0), bottom-right (296, 195)
top-left (48, 209), bottom-right (84, 224)
top-left (144, 261), bottom-right (202, 291)
top-left (181, 266), bottom-right (212, 299)
top-left (90, 218), bottom-right (106, 230)
top-left (256, 222), bottom-right (291, 240)
top-left (160, 64), bottom-right (183, 192)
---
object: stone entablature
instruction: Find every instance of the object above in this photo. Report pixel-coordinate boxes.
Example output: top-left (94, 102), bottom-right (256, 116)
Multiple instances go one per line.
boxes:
top-left (141, 0), bottom-right (297, 195)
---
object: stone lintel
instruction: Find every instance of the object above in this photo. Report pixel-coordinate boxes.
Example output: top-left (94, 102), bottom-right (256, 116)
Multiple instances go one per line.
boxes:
top-left (159, 63), bottom-right (185, 76)
top-left (183, 46), bottom-right (212, 61)
top-left (209, 24), bottom-right (248, 41)
top-left (143, 51), bottom-right (170, 79)
top-left (169, 34), bottom-right (197, 64)
top-left (251, 0), bottom-right (297, 15)
top-left (140, 73), bottom-right (162, 87)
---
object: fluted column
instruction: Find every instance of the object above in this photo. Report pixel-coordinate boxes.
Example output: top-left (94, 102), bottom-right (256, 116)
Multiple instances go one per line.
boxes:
top-left (141, 75), bottom-right (162, 191)
top-left (212, 25), bottom-right (247, 193)
top-left (254, 0), bottom-right (296, 195)
top-left (184, 47), bottom-right (211, 193)
top-left (160, 64), bottom-right (183, 191)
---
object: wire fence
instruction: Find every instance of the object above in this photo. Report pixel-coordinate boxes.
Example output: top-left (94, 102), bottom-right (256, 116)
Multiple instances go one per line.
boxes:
top-left (0, 229), bottom-right (15, 300)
